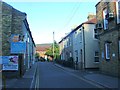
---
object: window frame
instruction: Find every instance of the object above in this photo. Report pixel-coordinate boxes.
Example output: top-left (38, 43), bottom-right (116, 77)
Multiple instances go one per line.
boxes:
top-left (118, 39), bottom-right (120, 60)
top-left (94, 28), bottom-right (98, 39)
top-left (105, 43), bottom-right (110, 60)
top-left (94, 51), bottom-right (99, 62)
top-left (116, 0), bottom-right (120, 24)
top-left (103, 8), bottom-right (108, 30)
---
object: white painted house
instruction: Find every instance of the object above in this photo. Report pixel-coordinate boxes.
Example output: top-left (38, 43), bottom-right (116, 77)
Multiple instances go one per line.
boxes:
top-left (73, 16), bottom-right (99, 69)
top-left (59, 14), bottom-right (99, 69)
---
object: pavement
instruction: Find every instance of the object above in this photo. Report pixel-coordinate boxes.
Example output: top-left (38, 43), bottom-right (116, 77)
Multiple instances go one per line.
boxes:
top-left (3, 62), bottom-right (37, 89)
top-left (2, 62), bottom-right (120, 89)
top-left (54, 63), bottom-right (120, 89)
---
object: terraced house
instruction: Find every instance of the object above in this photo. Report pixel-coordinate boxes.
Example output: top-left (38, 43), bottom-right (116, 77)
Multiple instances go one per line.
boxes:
top-left (0, 1), bottom-right (36, 78)
top-left (59, 32), bottom-right (73, 62)
top-left (72, 14), bottom-right (99, 70)
top-left (59, 14), bottom-right (99, 69)
top-left (96, 1), bottom-right (120, 77)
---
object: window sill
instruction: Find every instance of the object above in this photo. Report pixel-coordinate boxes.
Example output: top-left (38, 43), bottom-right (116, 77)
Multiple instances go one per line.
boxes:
top-left (94, 62), bottom-right (99, 64)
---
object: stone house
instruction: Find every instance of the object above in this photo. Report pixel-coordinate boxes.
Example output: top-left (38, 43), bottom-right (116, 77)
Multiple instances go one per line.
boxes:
top-left (0, 1), bottom-right (36, 78)
top-left (95, 1), bottom-right (120, 77)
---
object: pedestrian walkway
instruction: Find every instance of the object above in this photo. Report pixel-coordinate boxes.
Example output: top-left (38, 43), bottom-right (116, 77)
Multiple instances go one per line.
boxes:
top-left (5, 62), bottom-right (37, 89)
top-left (54, 63), bottom-right (120, 89)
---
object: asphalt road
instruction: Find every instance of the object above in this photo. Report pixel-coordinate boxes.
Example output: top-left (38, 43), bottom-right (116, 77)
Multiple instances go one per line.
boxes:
top-left (35, 62), bottom-right (104, 89)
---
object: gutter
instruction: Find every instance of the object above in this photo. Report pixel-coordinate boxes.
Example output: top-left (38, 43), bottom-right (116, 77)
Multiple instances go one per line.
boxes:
top-left (82, 26), bottom-right (86, 69)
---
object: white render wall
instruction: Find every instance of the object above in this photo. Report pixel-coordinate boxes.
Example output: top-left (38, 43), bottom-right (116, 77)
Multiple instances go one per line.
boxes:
top-left (73, 27), bottom-right (83, 64)
top-left (83, 24), bottom-right (99, 68)
top-left (73, 24), bottom-right (99, 69)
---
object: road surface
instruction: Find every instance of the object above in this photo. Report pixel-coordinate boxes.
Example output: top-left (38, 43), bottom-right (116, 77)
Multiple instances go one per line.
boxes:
top-left (35, 62), bottom-right (104, 89)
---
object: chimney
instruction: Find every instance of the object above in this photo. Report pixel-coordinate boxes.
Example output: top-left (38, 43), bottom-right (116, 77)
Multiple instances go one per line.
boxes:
top-left (87, 12), bottom-right (96, 20)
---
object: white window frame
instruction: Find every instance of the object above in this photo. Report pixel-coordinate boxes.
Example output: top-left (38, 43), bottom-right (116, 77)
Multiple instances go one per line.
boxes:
top-left (105, 43), bottom-right (110, 60)
top-left (70, 52), bottom-right (72, 57)
top-left (69, 37), bottom-right (71, 46)
top-left (116, 0), bottom-right (120, 24)
top-left (79, 32), bottom-right (82, 43)
top-left (103, 8), bottom-right (108, 30)
top-left (118, 40), bottom-right (120, 59)
top-left (94, 29), bottom-right (98, 39)
top-left (94, 51), bottom-right (99, 62)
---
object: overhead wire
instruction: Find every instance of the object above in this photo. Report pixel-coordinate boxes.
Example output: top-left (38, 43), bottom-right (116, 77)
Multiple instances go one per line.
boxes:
top-left (62, 2), bottom-right (81, 30)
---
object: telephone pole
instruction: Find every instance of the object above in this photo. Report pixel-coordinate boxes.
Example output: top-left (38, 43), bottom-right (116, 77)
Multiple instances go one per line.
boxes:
top-left (53, 31), bottom-right (54, 60)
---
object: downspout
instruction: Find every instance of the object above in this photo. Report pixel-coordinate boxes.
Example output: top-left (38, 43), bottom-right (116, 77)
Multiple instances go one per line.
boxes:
top-left (82, 26), bottom-right (86, 69)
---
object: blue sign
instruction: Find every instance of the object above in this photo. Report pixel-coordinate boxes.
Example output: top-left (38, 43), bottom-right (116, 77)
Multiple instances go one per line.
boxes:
top-left (11, 42), bottom-right (26, 54)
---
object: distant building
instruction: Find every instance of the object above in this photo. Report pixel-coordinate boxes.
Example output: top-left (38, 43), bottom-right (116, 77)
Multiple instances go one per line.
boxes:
top-left (96, 1), bottom-right (120, 77)
top-left (36, 43), bottom-right (52, 60)
top-left (0, 1), bottom-right (36, 78)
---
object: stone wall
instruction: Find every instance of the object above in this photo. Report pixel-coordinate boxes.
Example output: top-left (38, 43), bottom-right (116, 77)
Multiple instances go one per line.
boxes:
top-left (96, 1), bottom-right (120, 77)
top-left (99, 30), bottom-right (119, 77)
top-left (1, 1), bottom-right (26, 78)
top-left (2, 2), bottom-right (12, 56)
top-left (0, 1), bottom-right (2, 56)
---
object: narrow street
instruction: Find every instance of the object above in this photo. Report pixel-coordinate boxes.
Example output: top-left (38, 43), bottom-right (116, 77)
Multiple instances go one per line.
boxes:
top-left (35, 62), bottom-right (104, 89)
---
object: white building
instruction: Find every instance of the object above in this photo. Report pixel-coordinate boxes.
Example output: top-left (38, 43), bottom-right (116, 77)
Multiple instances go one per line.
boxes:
top-left (73, 16), bottom-right (99, 69)
top-left (59, 14), bottom-right (99, 69)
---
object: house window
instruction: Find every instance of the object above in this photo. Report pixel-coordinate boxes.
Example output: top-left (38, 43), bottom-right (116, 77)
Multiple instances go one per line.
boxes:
top-left (94, 29), bottom-right (98, 39)
top-left (94, 51), bottom-right (99, 62)
top-left (79, 33), bottom-right (82, 42)
top-left (103, 8), bottom-right (108, 30)
top-left (27, 36), bottom-right (30, 43)
top-left (69, 37), bottom-right (71, 46)
top-left (70, 52), bottom-right (72, 57)
top-left (67, 40), bottom-right (69, 47)
top-left (116, 1), bottom-right (120, 24)
top-left (75, 50), bottom-right (78, 62)
top-left (75, 31), bottom-right (77, 34)
top-left (105, 43), bottom-right (110, 60)
top-left (118, 40), bottom-right (120, 60)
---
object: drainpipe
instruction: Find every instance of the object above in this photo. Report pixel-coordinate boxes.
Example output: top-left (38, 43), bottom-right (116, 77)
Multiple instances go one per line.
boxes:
top-left (82, 26), bottom-right (86, 69)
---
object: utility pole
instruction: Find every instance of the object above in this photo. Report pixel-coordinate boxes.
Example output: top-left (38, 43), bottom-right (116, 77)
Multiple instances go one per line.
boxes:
top-left (53, 31), bottom-right (54, 60)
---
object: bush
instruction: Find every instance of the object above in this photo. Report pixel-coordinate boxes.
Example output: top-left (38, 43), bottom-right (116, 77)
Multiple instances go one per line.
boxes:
top-left (40, 57), bottom-right (46, 62)
top-left (55, 57), bottom-right (74, 68)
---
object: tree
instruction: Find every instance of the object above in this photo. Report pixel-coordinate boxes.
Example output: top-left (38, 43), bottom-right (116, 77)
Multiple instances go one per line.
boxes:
top-left (35, 52), bottom-right (40, 59)
top-left (45, 41), bottom-right (60, 60)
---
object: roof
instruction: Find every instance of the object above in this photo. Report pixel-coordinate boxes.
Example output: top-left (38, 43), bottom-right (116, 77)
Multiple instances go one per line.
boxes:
top-left (83, 18), bottom-right (97, 24)
top-left (36, 43), bottom-right (52, 51)
top-left (59, 18), bottom-right (97, 44)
